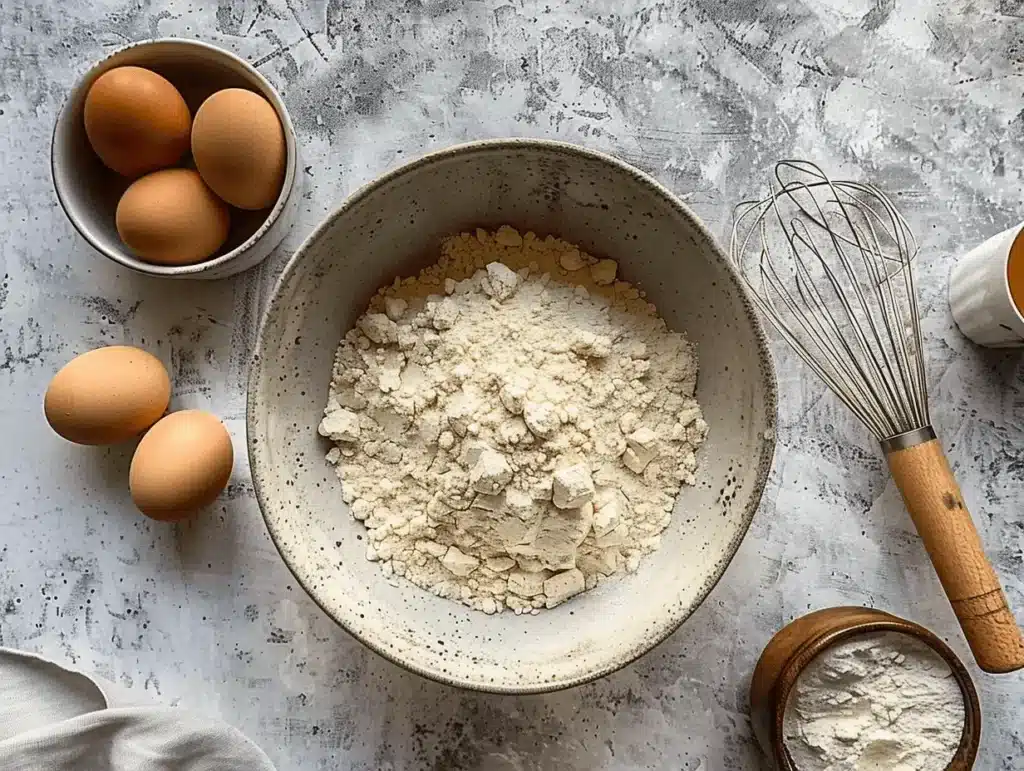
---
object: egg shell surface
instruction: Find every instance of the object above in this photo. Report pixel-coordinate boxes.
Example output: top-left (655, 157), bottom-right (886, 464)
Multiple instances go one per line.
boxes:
top-left (116, 168), bottom-right (230, 266)
top-left (44, 346), bottom-right (170, 445)
top-left (129, 410), bottom-right (234, 521)
top-left (83, 66), bottom-right (191, 178)
top-left (191, 88), bottom-right (286, 210)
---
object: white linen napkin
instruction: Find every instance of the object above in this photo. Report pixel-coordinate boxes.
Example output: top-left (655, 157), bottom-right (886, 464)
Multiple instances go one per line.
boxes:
top-left (0, 648), bottom-right (276, 771)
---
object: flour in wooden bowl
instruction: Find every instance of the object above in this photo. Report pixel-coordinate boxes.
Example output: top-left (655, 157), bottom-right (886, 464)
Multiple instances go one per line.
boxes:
top-left (320, 226), bottom-right (707, 614)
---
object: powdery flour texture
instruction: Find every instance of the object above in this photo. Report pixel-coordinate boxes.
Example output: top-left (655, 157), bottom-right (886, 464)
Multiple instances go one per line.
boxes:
top-left (783, 631), bottom-right (965, 771)
top-left (320, 226), bottom-right (708, 614)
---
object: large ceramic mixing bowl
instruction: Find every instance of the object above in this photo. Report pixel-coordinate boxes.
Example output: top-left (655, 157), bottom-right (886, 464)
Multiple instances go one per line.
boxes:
top-left (248, 139), bottom-right (777, 693)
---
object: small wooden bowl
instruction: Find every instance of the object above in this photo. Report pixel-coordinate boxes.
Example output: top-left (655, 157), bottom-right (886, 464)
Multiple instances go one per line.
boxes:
top-left (750, 607), bottom-right (981, 770)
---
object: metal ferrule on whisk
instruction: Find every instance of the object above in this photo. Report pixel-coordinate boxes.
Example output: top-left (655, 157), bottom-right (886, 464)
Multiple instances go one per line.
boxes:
top-left (879, 425), bottom-right (937, 454)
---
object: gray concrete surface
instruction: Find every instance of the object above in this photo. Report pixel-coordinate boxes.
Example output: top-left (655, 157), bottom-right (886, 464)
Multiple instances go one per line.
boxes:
top-left (1, 0), bottom-right (1022, 768)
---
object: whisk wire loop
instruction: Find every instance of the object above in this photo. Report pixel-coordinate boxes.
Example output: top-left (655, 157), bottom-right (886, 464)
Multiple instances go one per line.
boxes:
top-left (730, 161), bottom-right (929, 442)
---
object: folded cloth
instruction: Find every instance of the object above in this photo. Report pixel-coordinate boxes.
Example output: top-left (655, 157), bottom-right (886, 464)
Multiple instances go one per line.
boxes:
top-left (0, 648), bottom-right (276, 771)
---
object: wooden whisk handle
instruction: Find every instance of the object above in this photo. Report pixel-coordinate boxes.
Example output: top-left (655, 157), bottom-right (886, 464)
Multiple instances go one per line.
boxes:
top-left (886, 436), bottom-right (1024, 673)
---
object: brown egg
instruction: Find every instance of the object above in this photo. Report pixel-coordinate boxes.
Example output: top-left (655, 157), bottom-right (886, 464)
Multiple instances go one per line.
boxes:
top-left (116, 168), bottom-right (230, 266)
top-left (44, 346), bottom-right (170, 445)
top-left (130, 410), bottom-right (234, 521)
top-left (191, 88), bottom-right (286, 210)
top-left (84, 66), bottom-right (191, 178)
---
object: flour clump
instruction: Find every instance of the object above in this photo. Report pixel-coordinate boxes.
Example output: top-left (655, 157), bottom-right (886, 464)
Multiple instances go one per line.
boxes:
top-left (320, 226), bottom-right (708, 614)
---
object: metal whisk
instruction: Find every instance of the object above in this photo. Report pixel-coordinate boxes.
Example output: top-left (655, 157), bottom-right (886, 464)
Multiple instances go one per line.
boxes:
top-left (730, 160), bottom-right (1024, 673)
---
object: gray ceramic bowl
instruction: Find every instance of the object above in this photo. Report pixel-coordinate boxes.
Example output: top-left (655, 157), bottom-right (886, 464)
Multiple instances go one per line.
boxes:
top-left (248, 139), bottom-right (777, 692)
top-left (52, 38), bottom-right (299, 280)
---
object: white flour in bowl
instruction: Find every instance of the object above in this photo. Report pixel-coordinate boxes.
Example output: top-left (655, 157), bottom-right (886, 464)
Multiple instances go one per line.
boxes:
top-left (320, 226), bottom-right (707, 614)
top-left (782, 631), bottom-right (966, 771)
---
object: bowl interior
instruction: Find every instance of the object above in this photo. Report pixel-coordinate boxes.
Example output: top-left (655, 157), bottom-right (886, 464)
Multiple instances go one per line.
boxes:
top-left (52, 39), bottom-right (294, 276)
top-left (249, 140), bottom-right (777, 692)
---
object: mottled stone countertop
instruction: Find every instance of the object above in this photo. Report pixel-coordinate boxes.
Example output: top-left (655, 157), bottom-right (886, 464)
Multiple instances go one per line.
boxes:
top-left (1, 0), bottom-right (1022, 768)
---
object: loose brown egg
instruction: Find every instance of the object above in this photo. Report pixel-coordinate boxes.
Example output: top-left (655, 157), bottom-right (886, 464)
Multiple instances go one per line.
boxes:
top-left (129, 410), bottom-right (234, 522)
top-left (116, 168), bottom-right (230, 266)
top-left (44, 346), bottom-right (170, 445)
top-left (191, 88), bottom-right (286, 210)
top-left (83, 66), bottom-right (191, 178)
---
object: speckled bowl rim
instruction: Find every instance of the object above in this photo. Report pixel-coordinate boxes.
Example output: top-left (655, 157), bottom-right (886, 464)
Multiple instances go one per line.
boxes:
top-left (50, 37), bottom-right (298, 278)
top-left (247, 137), bottom-right (779, 693)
